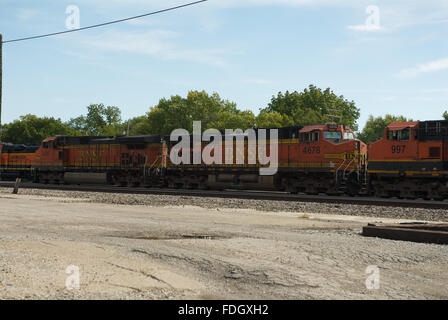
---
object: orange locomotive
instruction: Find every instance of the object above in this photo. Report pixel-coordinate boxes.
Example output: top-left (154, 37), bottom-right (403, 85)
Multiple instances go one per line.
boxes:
top-left (165, 123), bottom-right (367, 194)
top-left (281, 123), bottom-right (367, 195)
top-left (33, 135), bottom-right (167, 186)
top-left (0, 123), bottom-right (367, 196)
top-left (0, 143), bottom-right (39, 180)
top-left (368, 120), bottom-right (448, 200)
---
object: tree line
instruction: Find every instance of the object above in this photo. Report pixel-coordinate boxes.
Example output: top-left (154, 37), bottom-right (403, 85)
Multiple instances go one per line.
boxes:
top-left (0, 85), bottom-right (445, 145)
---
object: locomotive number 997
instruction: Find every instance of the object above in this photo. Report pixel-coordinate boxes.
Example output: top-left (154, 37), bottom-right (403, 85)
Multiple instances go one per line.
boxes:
top-left (391, 145), bottom-right (406, 154)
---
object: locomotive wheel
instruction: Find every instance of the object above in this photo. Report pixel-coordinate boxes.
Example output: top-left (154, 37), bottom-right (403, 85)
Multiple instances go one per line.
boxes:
top-left (281, 179), bottom-right (298, 194)
top-left (400, 189), bottom-right (416, 200)
top-left (346, 183), bottom-right (360, 197)
top-left (305, 184), bottom-right (318, 195)
top-left (285, 185), bottom-right (298, 194)
top-left (428, 190), bottom-right (444, 201)
top-left (325, 187), bottom-right (340, 196)
top-left (374, 186), bottom-right (390, 198)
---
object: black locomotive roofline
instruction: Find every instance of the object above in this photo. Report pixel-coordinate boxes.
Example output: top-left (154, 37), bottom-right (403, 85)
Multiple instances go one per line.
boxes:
top-left (51, 124), bottom-right (342, 147)
top-left (54, 134), bottom-right (164, 146)
top-left (0, 143), bottom-right (39, 153)
top-left (417, 120), bottom-right (448, 141)
top-left (162, 126), bottom-right (305, 144)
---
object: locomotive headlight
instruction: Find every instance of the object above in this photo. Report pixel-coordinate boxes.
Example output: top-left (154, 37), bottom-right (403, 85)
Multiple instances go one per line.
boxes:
top-left (354, 141), bottom-right (359, 150)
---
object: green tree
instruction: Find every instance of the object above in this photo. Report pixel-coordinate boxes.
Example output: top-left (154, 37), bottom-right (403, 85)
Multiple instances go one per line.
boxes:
top-left (123, 116), bottom-right (153, 136)
top-left (67, 104), bottom-right (123, 136)
top-left (207, 110), bottom-right (255, 131)
top-left (443, 111), bottom-right (448, 120)
top-left (255, 111), bottom-right (293, 128)
top-left (2, 114), bottom-right (74, 145)
top-left (262, 85), bottom-right (360, 130)
top-left (357, 114), bottom-right (410, 143)
top-left (146, 91), bottom-right (253, 135)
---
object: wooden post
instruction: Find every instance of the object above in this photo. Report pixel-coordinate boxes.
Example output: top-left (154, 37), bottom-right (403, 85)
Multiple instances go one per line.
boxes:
top-left (13, 177), bottom-right (21, 194)
top-left (0, 33), bottom-right (2, 141)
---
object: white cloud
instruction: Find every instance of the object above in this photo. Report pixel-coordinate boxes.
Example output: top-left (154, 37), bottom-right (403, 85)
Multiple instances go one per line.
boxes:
top-left (347, 24), bottom-right (383, 32)
top-left (419, 88), bottom-right (448, 93)
top-left (77, 0), bottom-right (358, 8)
top-left (16, 9), bottom-right (39, 21)
top-left (398, 57), bottom-right (448, 78)
top-left (74, 0), bottom-right (448, 34)
top-left (243, 79), bottom-right (272, 85)
top-left (72, 30), bottom-right (230, 66)
top-left (380, 96), bottom-right (397, 102)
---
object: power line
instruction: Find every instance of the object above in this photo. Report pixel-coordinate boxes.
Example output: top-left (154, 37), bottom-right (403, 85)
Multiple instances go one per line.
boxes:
top-left (2, 0), bottom-right (208, 44)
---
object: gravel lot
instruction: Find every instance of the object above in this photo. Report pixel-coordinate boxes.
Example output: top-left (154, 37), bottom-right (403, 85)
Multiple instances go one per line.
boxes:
top-left (0, 187), bottom-right (448, 300)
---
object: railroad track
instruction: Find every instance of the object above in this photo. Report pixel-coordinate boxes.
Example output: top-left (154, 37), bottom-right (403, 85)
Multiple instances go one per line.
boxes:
top-left (2, 181), bottom-right (448, 209)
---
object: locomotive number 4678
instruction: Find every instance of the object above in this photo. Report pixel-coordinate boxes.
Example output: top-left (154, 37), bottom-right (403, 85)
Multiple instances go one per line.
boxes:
top-left (303, 146), bottom-right (320, 154)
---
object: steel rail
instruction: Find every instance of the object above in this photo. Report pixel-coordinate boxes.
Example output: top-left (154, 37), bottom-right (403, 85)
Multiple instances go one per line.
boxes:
top-left (1, 181), bottom-right (448, 209)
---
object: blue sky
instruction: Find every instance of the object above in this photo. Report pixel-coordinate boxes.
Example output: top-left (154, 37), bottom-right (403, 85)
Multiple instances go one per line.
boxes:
top-left (1, 0), bottom-right (447, 130)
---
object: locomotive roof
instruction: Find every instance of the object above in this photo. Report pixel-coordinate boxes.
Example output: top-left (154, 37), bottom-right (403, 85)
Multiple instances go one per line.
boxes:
top-left (299, 124), bottom-right (352, 133)
top-left (163, 126), bottom-right (303, 141)
top-left (384, 120), bottom-right (448, 141)
top-left (0, 143), bottom-right (39, 153)
top-left (387, 121), bottom-right (419, 130)
top-left (300, 124), bottom-right (327, 133)
top-left (54, 135), bottom-right (163, 146)
top-left (116, 135), bottom-right (163, 143)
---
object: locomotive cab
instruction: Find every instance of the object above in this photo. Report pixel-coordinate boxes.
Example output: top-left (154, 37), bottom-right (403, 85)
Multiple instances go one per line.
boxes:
top-left (35, 137), bottom-right (63, 167)
top-left (368, 120), bottom-right (448, 199)
top-left (294, 123), bottom-right (368, 195)
top-left (368, 122), bottom-right (419, 162)
top-left (298, 123), bottom-right (367, 166)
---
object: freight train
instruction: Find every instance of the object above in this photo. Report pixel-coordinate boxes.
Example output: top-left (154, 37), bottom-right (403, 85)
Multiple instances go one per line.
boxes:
top-left (0, 143), bottom-right (39, 180)
top-left (1, 119), bottom-right (447, 200)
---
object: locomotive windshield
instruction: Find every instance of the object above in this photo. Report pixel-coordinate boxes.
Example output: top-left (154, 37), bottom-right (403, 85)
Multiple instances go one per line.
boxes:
top-left (343, 132), bottom-right (355, 140)
top-left (324, 131), bottom-right (341, 142)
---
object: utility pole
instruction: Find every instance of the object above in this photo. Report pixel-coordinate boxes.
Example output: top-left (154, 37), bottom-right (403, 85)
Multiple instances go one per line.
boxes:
top-left (0, 33), bottom-right (2, 141)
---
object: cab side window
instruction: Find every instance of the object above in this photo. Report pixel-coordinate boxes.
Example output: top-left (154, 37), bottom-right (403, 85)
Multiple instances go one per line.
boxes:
top-left (300, 133), bottom-right (307, 142)
top-left (388, 129), bottom-right (409, 141)
top-left (42, 142), bottom-right (49, 149)
top-left (300, 131), bottom-right (319, 142)
top-left (400, 128), bottom-right (410, 141)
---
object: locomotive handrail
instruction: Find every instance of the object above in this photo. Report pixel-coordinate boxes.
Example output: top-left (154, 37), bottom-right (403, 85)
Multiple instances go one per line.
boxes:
top-left (144, 154), bottom-right (162, 177)
top-left (143, 155), bottom-right (148, 178)
top-left (342, 158), bottom-right (354, 180)
top-left (335, 159), bottom-right (347, 183)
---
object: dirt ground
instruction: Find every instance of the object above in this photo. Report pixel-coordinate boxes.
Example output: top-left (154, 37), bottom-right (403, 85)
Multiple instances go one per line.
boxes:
top-left (0, 192), bottom-right (447, 300)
